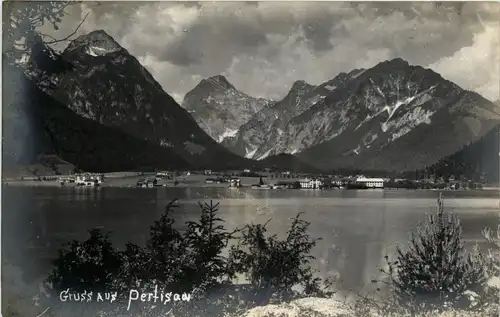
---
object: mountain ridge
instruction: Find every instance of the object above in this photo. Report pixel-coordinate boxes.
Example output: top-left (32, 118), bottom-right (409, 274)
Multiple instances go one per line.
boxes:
top-left (10, 28), bottom-right (498, 178)
top-left (200, 58), bottom-right (500, 177)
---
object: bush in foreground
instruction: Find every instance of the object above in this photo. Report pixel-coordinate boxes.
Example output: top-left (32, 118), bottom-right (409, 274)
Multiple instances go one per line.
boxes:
top-left (41, 199), bottom-right (326, 317)
top-left (46, 229), bottom-right (123, 294)
top-left (228, 213), bottom-right (333, 307)
top-left (361, 194), bottom-right (489, 316)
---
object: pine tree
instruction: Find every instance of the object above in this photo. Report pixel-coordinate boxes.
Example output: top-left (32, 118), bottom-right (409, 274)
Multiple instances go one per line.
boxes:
top-left (183, 201), bottom-right (234, 292)
top-left (482, 226), bottom-right (500, 294)
top-left (384, 194), bottom-right (486, 311)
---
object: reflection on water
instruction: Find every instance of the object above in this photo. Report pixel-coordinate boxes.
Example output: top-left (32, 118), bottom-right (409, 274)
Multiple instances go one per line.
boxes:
top-left (2, 186), bottom-right (499, 295)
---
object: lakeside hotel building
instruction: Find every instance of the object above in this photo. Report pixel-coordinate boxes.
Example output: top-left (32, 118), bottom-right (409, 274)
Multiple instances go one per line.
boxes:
top-left (355, 177), bottom-right (385, 188)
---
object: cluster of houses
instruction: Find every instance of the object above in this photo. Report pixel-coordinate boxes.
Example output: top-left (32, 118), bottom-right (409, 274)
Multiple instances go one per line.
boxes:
top-left (60, 173), bottom-right (104, 187)
top-left (247, 176), bottom-right (386, 190)
top-left (136, 178), bottom-right (162, 188)
top-left (205, 176), bottom-right (242, 187)
top-left (296, 176), bottom-right (385, 189)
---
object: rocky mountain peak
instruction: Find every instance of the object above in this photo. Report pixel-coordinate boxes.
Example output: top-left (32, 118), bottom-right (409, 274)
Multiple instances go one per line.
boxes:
top-left (182, 74), bottom-right (271, 142)
top-left (289, 80), bottom-right (316, 93)
top-left (197, 75), bottom-right (235, 91)
top-left (368, 58), bottom-right (445, 84)
top-left (64, 30), bottom-right (123, 56)
top-left (379, 57), bottom-right (410, 68)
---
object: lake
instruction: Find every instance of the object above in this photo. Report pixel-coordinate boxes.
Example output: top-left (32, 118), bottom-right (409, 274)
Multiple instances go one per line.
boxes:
top-left (2, 186), bottom-right (499, 297)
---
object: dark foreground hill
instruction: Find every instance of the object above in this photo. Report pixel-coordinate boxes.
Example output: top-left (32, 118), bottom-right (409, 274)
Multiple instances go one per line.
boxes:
top-left (3, 62), bottom-right (191, 173)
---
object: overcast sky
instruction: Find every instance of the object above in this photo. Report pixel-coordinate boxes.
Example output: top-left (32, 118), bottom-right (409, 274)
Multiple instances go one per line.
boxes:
top-left (40, 1), bottom-right (500, 103)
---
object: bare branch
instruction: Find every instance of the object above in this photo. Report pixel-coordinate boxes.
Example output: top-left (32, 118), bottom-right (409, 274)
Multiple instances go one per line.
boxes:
top-left (45, 11), bottom-right (90, 44)
top-left (38, 32), bottom-right (58, 42)
top-left (36, 307), bottom-right (50, 317)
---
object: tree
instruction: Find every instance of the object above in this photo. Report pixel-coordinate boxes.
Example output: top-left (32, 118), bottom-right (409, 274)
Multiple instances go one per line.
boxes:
top-left (482, 226), bottom-right (500, 302)
top-left (183, 201), bottom-right (236, 292)
top-left (383, 194), bottom-right (486, 312)
top-left (46, 228), bottom-right (123, 293)
top-left (141, 199), bottom-right (188, 291)
top-left (3, 1), bottom-right (86, 88)
top-left (228, 213), bottom-right (332, 306)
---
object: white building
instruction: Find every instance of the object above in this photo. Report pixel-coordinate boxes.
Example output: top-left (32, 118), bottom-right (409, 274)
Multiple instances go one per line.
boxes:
top-left (355, 177), bottom-right (384, 188)
top-left (299, 178), bottom-right (322, 189)
top-left (156, 172), bottom-right (170, 177)
top-left (75, 173), bottom-right (103, 186)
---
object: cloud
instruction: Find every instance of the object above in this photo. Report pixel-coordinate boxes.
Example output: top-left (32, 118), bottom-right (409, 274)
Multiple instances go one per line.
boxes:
top-left (38, 1), bottom-right (500, 102)
top-left (429, 23), bottom-right (500, 101)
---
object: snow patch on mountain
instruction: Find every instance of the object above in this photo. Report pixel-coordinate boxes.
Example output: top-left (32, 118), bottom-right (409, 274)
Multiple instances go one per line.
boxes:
top-left (391, 126), bottom-right (412, 141)
top-left (369, 79), bottom-right (386, 99)
top-left (245, 147), bottom-right (258, 159)
top-left (257, 149), bottom-right (273, 160)
top-left (307, 95), bottom-right (325, 106)
top-left (219, 128), bottom-right (239, 142)
top-left (85, 45), bottom-right (113, 57)
top-left (363, 133), bottom-right (378, 146)
top-left (355, 114), bottom-right (374, 131)
top-left (351, 69), bottom-right (366, 79)
top-left (389, 107), bottom-right (435, 141)
top-left (382, 96), bottom-right (416, 121)
top-left (353, 145), bottom-right (361, 155)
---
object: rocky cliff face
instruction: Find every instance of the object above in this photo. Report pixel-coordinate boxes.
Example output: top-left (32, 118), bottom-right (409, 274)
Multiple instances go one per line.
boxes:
top-left (47, 30), bottom-right (252, 170)
top-left (222, 79), bottom-right (330, 159)
top-left (182, 75), bottom-right (272, 142)
top-left (294, 59), bottom-right (500, 171)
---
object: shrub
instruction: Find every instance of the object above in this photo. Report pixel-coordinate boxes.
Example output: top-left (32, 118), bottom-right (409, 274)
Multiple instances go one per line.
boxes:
top-left (43, 199), bottom-right (334, 316)
top-left (381, 194), bottom-right (486, 312)
top-left (46, 228), bottom-right (123, 294)
top-left (482, 226), bottom-right (500, 284)
top-left (182, 201), bottom-right (236, 292)
top-left (137, 199), bottom-right (189, 292)
top-left (228, 213), bottom-right (333, 307)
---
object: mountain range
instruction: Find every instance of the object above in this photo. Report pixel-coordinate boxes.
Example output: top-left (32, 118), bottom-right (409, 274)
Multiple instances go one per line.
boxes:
top-left (4, 30), bottom-right (262, 173)
top-left (3, 29), bottom-right (499, 181)
top-left (185, 59), bottom-right (500, 179)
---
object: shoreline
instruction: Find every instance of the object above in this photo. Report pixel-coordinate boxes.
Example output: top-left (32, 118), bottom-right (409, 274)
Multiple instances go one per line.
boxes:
top-left (3, 173), bottom-right (497, 191)
top-left (3, 179), bottom-right (498, 192)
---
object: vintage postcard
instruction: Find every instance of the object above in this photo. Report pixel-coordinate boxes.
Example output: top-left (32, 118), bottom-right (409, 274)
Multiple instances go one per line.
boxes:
top-left (2, 1), bottom-right (500, 317)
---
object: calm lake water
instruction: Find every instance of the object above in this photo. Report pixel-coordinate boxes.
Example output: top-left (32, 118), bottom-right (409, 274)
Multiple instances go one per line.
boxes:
top-left (2, 186), bottom-right (499, 296)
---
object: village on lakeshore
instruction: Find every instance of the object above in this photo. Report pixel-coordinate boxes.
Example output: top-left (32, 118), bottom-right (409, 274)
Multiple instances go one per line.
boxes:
top-left (3, 165), bottom-right (488, 191)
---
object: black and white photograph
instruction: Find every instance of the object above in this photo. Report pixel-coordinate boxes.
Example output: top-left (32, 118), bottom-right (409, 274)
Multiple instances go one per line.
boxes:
top-left (2, 1), bottom-right (500, 316)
